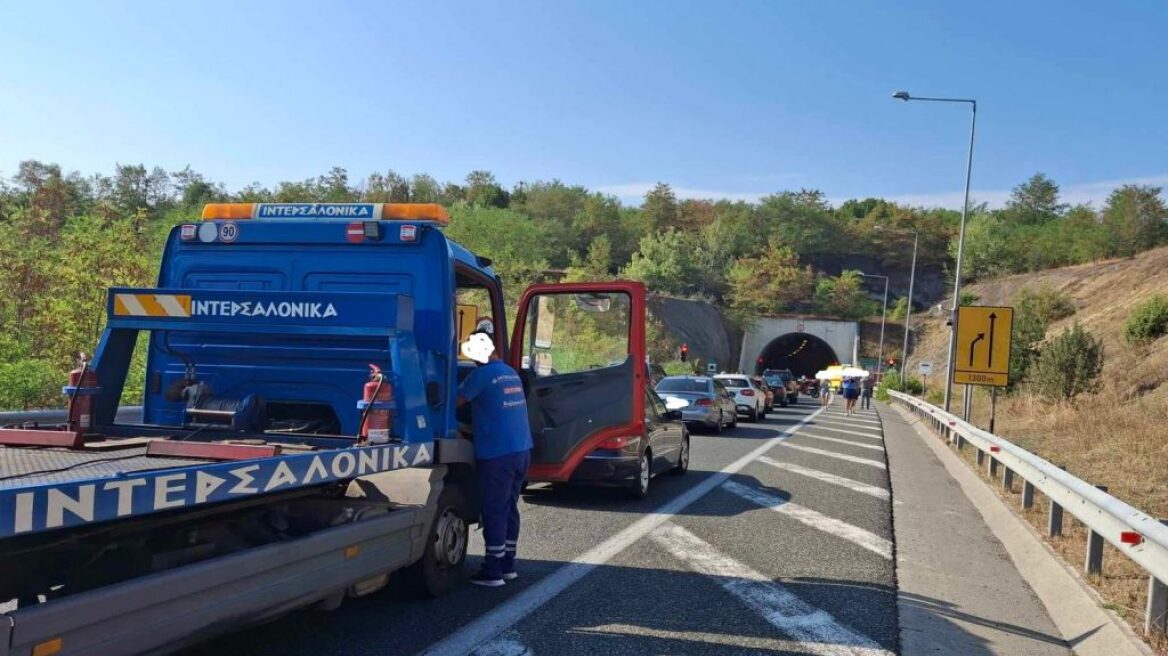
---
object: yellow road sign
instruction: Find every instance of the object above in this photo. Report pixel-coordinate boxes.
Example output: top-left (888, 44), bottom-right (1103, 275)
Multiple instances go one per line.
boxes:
top-left (954, 305), bottom-right (1013, 386)
top-left (456, 304), bottom-right (479, 360)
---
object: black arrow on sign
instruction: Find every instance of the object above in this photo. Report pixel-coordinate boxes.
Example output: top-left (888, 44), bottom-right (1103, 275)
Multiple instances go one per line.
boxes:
top-left (458, 309), bottom-right (465, 338)
top-left (987, 312), bottom-right (997, 366)
top-left (969, 333), bottom-right (985, 366)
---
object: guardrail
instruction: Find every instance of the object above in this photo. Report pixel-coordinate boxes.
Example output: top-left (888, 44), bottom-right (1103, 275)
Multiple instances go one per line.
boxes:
top-left (889, 390), bottom-right (1168, 636)
top-left (0, 406), bottom-right (143, 426)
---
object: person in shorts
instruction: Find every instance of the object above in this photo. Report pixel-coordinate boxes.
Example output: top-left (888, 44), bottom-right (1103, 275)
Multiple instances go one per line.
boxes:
top-left (841, 376), bottom-right (861, 415)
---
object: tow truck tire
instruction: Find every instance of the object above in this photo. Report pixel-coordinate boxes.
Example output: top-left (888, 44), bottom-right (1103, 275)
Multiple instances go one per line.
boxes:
top-left (404, 483), bottom-right (469, 598)
top-left (629, 450), bottom-right (651, 499)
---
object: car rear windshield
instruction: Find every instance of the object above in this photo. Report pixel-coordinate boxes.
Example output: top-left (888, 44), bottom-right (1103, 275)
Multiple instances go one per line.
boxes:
top-left (720, 377), bottom-right (750, 388)
top-left (656, 378), bottom-right (710, 393)
top-left (764, 376), bottom-right (784, 386)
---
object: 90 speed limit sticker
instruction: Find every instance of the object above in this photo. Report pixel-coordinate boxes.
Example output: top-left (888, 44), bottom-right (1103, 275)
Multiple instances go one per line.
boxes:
top-left (218, 222), bottom-right (239, 243)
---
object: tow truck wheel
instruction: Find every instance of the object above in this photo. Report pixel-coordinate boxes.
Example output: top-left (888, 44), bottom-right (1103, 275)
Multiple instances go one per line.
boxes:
top-left (404, 483), bottom-right (468, 598)
top-left (629, 450), bottom-right (651, 499)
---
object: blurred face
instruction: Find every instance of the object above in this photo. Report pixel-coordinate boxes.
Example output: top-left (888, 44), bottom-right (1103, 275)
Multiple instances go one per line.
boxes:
top-left (461, 333), bottom-right (495, 364)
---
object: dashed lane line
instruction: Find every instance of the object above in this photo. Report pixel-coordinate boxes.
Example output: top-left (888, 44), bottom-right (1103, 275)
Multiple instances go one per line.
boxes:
top-left (802, 424), bottom-right (885, 440)
top-left (796, 432), bottom-right (886, 452)
top-left (756, 457), bottom-right (890, 501)
top-left (416, 407), bottom-right (826, 656)
top-left (778, 444), bottom-right (887, 469)
top-left (722, 480), bottom-right (893, 559)
top-left (650, 523), bottom-right (894, 656)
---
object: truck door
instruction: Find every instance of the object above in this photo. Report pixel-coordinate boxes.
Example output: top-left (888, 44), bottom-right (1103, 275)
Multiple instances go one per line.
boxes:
top-left (508, 281), bottom-right (647, 481)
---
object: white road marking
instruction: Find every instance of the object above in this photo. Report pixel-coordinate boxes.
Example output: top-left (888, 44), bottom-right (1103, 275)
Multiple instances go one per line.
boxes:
top-left (779, 444), bottom-right (887, 469)
top-left (417, 407), bottom-right (826, 656)
top-left (818, 412), bottom-right (881, 424)
top-left (722, 480), bottom-right (892, 559)
top-left (805, 424), bottom-right (884, 440)
top-left (758, 457), bottom-right (890, 500)
top-left (651, 523), bottom-right (894, 656)
top-left (796, 432), bottom-right (886, 452)
top-left (469, 631), bottom-right (533, 656)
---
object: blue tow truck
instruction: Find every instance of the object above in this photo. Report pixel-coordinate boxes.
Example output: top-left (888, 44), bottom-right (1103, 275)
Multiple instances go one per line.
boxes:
top-left (0, 203), bottom-right (649, 656)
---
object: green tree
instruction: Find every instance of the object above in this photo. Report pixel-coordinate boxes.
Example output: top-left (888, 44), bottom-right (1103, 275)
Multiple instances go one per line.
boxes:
top-left (465, 170), bottom-right (509, 208)
top-left (726, 241), bottom-right (815, 315)
top-left (1101, 184), bottom-right (1168, 256)
top-left (1004, 173), bottom-right (1066, 225)
top-left (641, 183), bottom-right (679, 231)
top-left (757, 190), bottom-right (838, 256)
top-left (622, 229), bottom-right (703, 297)
top-left (889, 296), bottom-right (909, 321)
top-left (814, 271), bottom-right (876, 320)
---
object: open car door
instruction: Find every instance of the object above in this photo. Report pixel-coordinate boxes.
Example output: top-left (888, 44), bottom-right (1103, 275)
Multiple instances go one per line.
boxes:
top-left (508, 281), bottom-right (646, 482)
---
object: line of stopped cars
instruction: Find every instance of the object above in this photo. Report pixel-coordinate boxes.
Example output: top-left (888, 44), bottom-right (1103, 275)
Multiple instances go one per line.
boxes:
top-left (653, 369), bottom-right (800, 434)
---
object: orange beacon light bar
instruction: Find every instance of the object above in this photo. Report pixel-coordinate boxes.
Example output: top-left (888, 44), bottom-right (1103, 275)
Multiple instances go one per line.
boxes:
top-left (201, 203), bottom-right (449, 226)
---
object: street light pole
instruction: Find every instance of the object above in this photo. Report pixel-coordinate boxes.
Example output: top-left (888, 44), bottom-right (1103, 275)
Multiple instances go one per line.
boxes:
top-left (858, 272), bottom-right (890, 379)
top-left (901, 230), bottom-right (918, 391)
top-left (892, 91), bottom-right (977, 412)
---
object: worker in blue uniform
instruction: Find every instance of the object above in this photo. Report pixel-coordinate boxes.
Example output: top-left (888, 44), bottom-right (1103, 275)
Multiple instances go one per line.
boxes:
top-left (457, 330), bottom-right (533, 587)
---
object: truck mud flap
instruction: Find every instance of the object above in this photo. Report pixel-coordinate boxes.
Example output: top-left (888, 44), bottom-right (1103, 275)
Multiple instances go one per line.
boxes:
top-left (4, 507), bottom-right (428, 656)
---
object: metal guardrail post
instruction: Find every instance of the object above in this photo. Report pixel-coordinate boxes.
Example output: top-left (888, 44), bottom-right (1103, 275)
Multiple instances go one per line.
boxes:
top-left (1002, 467), bottom-right (1014, 492)
top-left (955, 433), bottom-right (964, 451)
top-left (1085, 485), bottom-right (1109, 576)
top-left (1149, 520), bottom-right (1168, 635)
top-left (976, 449), bottom-right (985, 466)
top-left (987, 456), bottom-right (998, 479)
top-left (1022, 480), bottom-right (1035, 510)
top-left (1049, 498), bottom-right (1064, 537)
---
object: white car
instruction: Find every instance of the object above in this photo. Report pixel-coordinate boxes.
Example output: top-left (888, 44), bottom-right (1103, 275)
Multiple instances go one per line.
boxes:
top-left (713, 374), bottom-right (767, 422)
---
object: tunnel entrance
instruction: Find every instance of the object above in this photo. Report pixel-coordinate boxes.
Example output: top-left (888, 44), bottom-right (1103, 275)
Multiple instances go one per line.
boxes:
top-left (754, 332), bottom-right (840, 377)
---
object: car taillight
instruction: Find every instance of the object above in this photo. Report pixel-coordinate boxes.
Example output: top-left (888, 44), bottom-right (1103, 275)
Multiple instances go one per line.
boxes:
top-left (742, 389), bottom-right (755, 396)
top-left (695, 398), bottom-right (713, 406)
top-left (599, 435), bottom-right (631, 449)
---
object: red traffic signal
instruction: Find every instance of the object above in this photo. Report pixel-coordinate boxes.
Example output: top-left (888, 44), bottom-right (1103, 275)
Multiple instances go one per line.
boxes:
top-left (680, 343), bottom-right (688, 362)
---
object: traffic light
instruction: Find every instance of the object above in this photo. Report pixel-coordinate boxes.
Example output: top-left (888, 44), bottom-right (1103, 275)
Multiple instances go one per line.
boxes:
top-left (887, 358), bottom-right (897, 369)
top-left (680, 343), bottom-right (688, 362)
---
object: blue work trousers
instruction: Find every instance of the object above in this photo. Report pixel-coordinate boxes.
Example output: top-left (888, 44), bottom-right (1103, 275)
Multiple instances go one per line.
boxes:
top-left (478, 449), bottom-right (530, 578)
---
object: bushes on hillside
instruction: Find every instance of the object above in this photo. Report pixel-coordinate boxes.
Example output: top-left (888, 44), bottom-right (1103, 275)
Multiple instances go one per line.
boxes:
top-left (1029, 323), bottom-right (1104, 401)
top-left (1007, 285), bottom-right (1076, 392)
top-left (874, 370), bottom-right (923, 401)
top-left (1015, 285), bottom-right (1075, 324)
top-left (1123, 295), bottom-right (1168, 344)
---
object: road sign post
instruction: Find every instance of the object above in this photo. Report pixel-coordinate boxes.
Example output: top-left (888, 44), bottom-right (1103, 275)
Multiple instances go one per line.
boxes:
top-left (954, 306), bottom-right (1013, 387)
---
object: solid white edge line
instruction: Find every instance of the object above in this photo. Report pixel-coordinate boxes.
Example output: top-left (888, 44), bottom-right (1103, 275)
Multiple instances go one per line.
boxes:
top-left (651, 523), bottom-right (893, 656)
top-left (417, 407), bottom-right (826, 656)
top-left (779, 444), bottom-right (887, 469)
top-left (722, 480), bottom-right (892, 559)
top-left (757, 457), bottom-right (890, 500)
top-left (796, 433), bottom-right (886, 452)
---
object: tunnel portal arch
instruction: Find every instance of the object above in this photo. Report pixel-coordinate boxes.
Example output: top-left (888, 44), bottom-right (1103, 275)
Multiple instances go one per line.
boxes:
top-left (737, 317), bottom-right (858, 375)
top-left (754, 332), bottom-right (840, 377)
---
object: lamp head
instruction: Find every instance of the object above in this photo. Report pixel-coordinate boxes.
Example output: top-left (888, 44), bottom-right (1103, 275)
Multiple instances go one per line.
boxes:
top-left (892, 91), bottom-right (911, 101)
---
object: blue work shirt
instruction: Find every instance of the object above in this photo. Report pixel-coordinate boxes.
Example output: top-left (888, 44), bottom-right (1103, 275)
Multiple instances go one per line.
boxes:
top-left (457, 360), bottom-right (533, 461)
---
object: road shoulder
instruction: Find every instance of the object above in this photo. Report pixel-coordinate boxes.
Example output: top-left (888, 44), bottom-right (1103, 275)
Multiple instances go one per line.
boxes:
top-left (882, 401), bottom-right (1074, 656)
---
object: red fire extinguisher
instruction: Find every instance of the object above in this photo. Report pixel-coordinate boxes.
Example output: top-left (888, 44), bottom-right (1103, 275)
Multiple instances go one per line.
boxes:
top-left (360, 364), bottom-right (394, 444)
top-left (66, 353), bottom-right (99, 433)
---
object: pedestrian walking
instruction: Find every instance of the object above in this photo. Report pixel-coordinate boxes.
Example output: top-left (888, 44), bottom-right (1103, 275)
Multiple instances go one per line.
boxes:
top-left (819, 377), bottom-right (832, 408)
top-left (861, 375), bottom-right (874, 410)
top-left (841, 376), bottom-right (861, 415)
top-left (457, 331), bottom-right (533, 588)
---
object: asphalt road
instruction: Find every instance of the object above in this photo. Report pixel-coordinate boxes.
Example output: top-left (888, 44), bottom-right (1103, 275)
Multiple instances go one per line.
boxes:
top-left (187, 398), bottom-right (899, 656)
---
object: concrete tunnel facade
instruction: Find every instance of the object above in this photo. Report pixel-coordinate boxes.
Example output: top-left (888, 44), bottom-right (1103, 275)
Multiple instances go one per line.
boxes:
top-left (738, 317), bottom-right (859, 377)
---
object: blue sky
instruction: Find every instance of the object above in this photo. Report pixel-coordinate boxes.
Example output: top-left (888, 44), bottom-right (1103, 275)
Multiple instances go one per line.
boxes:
top-left (1, 0), bottom-right (1165, 208)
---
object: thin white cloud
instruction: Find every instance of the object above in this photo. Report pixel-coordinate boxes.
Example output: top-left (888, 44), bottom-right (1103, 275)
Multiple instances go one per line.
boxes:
top-left (874, 173), bottom-right (1168, 210)
top-left (594, 182), bottom-right (765, 204)
top-left (599, 174), bottom-right (1168, 210)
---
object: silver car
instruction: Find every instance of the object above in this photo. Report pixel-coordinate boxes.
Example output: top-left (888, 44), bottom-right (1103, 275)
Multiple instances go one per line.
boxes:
top-left (654, 376), bottom-right (737, 433)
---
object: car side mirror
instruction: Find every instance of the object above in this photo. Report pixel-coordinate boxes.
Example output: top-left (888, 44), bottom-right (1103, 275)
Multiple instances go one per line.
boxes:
top-left (665, 409), bottom-right (683, 421)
